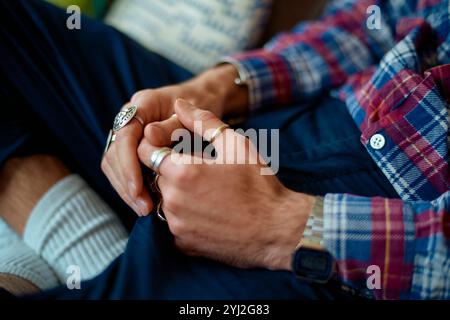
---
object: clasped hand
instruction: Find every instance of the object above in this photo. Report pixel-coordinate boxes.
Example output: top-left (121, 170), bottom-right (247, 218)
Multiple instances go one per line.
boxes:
top-left (101, 67), bottom-right (314, 271)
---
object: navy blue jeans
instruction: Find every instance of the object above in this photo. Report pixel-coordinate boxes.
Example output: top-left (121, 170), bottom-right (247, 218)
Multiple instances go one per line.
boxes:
top-left (0, 0), bottom-right (398, 299)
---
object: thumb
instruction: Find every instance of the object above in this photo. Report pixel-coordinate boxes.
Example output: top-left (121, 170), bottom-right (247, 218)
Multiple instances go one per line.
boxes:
top-left (174, 98), bottom-right (229, 145)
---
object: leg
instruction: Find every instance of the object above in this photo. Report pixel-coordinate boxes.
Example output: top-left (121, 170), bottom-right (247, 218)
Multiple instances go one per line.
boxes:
top-left (0, 155), bottom-right (69, 235)
top-left (0, 274), bottom-right (39, 296)
top-left (0, 0), bottom-right (190, 297)
top-left (0, 155), bottom-right (67, 295)
top-left (0, 0), bottom-right (193, 229)
top-left (0, 162), bottom-right (62, 295)
top-left (31, 96), bottom-right (398, 300)
top-left (0, 154), bottom-right (127, 294)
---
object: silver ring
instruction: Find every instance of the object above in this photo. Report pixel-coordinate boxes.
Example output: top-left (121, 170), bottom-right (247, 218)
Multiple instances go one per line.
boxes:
top-left (149, 147), bottom-right (171, 175)
top-left (103, 130), bottom-right (116, 155)
top-left (113, 105), bottom-right (139, 132)
top-left (156, 200), bottom-right (167, 222)
top-left (150, 174), bottom-right (161, 194)
top-left (134, 115), bottom-right (144, 126)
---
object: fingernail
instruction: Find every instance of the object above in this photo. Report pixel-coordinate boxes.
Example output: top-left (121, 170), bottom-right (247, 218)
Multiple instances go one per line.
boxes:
top-left (132, 204), bottom-right (142, 217)
top-left (137, 199), bottom-right (149, 216)
top-left (128, 181), bottom-right (137, 198)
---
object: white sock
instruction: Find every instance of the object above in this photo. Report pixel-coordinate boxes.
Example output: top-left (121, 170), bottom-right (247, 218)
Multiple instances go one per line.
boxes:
top-left (0, 218), bottom-right (59, 290)
top-left (23, 174), bottom-right (128, 283)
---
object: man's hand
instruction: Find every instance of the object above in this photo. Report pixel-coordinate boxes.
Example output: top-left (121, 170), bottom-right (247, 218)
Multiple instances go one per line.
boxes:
top-left (101, 65), bottom-right (248, 216)
top-left (137, 99), bottom-right (315, 270)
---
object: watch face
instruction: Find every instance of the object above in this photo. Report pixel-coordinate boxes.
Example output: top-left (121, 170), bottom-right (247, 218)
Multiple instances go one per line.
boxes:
top-left (300, 254), bottom-right (329, 272)
top-left (293, 248), bottom-right (334, 284)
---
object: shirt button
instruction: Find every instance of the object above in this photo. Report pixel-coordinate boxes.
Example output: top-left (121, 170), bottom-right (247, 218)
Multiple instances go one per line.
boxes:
top-left (370, 133), bottom-right (385, 150)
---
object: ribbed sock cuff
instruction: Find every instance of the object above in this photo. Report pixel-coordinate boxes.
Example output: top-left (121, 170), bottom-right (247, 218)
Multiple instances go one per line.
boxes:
top-left (0, 219), bottom-right (59, 290)
top-left (23, 174), bottom-right (128, 282)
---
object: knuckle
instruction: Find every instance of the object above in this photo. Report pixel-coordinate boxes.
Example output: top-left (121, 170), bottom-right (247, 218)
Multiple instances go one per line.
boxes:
top-left (132, 89), bottom-right (156, 104)
top-left (100, 161), bottom-right (109, 175)
top-left (144, 123), bottom-right (154, 139)
top-left (174, 238), bottom-right (185, 250)
top-left (103, 149), bottom-right (114, 164)
top-left (163, 189), bottom-right (181, 212)
top-left (173, 165), bottom-right (197, 185)
top-left (137, 143), bottom-right (147, 161)
top-left (173, 167), bottom-right (189, 183)
top-left (144, 123), bottom-right (165, 145)
top-left (131, 90), bottom-right (146, 102)
top-left (174, 238), bottom-right (192, 253)
top-left (101, 158), bottom-right (109, 172)
top-left (169, 219), bottom-right (187, 237)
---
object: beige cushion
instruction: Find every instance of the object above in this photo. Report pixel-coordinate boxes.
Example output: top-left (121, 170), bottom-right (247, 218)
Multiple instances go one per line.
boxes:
top-left (105, 0), bottom-right (326, 73)
top-left (106, 0), bottom-right (272, 74)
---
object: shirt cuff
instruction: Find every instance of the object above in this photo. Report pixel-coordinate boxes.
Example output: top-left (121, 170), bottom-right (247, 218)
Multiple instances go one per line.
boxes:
top-left (220, 49), bottom-right (298, 111)
top-left (322, 193), bottom-right (416, 299)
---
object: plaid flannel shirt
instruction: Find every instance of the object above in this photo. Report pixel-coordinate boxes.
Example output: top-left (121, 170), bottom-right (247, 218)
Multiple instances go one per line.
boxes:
top-left (224, 0), bottom-right (450, 299)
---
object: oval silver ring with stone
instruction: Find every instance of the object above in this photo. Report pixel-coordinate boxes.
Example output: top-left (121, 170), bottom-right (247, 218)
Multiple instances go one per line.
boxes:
top-left (112, 105), bottom-right (138, 132)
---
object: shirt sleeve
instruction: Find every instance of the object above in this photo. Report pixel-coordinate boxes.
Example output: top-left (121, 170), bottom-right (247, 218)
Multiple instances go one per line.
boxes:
top-left (222, 0), bottom-right (397, 110)
top-left (323, 191), bottom-right (450, 300)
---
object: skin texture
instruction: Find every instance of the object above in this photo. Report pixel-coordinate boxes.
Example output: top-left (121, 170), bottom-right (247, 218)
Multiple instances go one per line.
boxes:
top-left (104, 63), bottom-right (316, 270)
top-left (101, 64), bottom-right (248, 216)
top-left (0, 65), bottom-right (312, 296)
top-left (137, 100), bottom-right (315, 271)
top-left (0, 274), bottom-right (39, 296)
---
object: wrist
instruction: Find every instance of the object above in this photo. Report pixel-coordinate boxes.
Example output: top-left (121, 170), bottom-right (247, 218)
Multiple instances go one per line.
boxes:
top-left (264, 189), bottom-right (316, 271)
top-left (193, 64), bottom-right (249, 116)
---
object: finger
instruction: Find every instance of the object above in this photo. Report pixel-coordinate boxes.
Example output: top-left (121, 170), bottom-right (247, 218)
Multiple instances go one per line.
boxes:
top-left (113, 114), bottom-right (144, 190)
top-left (153, 178), bottom-right (178, 227)
top-left (114, 129), bottom-right (142, 197)
top-left (131, 89), bottom-right (174, 122)
top-left (134, 182), bottom-right (154, 216)
top-left (107, 102), bottom-right (154, 216)
top-left (114, 143), bottom-right (153, 217)
top-left (108, 102), bottom-right (146, 194)
top-left (102, 158), bottom-right (149, 216)
top-left (174, 99), bottom-right (230, 149)
top-left (137, 138), bottom-right (195, 178)
top-left (137, 139), bottom-right (176, 176)
top-left (144, 115), bottom-right (183, 147)
top-left (119, 102), bottom-right (146, 126)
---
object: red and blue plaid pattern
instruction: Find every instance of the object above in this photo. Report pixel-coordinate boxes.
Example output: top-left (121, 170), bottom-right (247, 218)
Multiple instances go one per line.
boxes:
top-left (225, 0), bottom-right (450, 299)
